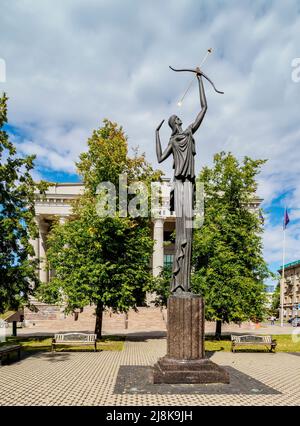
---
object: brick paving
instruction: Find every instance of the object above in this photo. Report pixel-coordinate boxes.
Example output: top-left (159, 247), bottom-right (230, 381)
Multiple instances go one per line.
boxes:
top-left (0, 337), bottom-right (299, 406)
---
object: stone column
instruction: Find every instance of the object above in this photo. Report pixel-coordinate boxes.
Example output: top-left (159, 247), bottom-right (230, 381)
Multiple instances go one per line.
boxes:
top-left (28, 218), bottom-right (39, 291)
top-left (153, 294), bottom-right (230, 384)
top-left (167, 295), bottom-right (205, 359)
top-left (146, 218), bottom-right (165, 306)
top-left (28, 220), bottom-right (39, 263)
top-left (152, 218), bottom-right (164, 277)
top-left (38, 217), bottom-right (48, 283)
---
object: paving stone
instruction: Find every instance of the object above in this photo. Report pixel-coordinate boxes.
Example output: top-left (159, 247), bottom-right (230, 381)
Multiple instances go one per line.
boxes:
top-left (0, 338), bottom-right (299, 405)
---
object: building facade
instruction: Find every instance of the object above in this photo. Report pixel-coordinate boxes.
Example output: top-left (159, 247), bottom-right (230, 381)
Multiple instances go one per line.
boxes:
top-left (31, 180), bottom-right (177, 284)
top-left (26, 180), bottom-right (262, 321)
top-left (279, 260), bottom-right (300, 319)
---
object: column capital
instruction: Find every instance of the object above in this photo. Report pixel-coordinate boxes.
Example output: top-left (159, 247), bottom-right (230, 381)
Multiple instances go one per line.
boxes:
top-left (152, 217), bottom-right (165, 278)
top-left (152, 217), bottom-right (165, 227)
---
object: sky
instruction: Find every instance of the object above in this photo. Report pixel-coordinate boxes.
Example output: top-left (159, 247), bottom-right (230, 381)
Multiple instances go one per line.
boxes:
top-left (1, 0), bottom-right (300, 287)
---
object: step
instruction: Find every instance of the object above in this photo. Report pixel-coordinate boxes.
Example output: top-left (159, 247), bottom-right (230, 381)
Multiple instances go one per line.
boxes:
top-left (23, 305), bottom-right (167, 334)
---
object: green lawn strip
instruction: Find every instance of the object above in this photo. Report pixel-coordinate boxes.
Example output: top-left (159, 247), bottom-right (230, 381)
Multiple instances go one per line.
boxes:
top-left (1, 334), bottom-right (299, 355)
top-left (0, 335), bottom-right (125, 354)
top-left (270, 334), bottom-right (300, 352)
top-left (204, 334), bottom-right (300, 352)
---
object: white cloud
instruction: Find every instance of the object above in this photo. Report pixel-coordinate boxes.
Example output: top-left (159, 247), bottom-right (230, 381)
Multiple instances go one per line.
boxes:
top-left (1, 0), bottom-right (300, 267)
top-left (263, 221), bottom-right (300, 265)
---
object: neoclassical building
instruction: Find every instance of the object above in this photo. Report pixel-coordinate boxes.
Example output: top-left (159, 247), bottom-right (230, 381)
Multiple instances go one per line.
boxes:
top-left (26, 180), bottom-right (263, 321)
top-left (278, 260), bottom-right (300, 318)
top-left (31, 179), bottom-right (178, 284)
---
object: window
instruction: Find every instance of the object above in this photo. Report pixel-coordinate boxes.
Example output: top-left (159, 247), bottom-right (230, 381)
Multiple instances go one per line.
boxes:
top-left (164, 254), bottom-right (174, 270)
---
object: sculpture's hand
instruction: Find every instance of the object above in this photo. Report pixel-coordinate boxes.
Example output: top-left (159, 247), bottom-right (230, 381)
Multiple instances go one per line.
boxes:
top-left (156, 119), bottom-right (165, 132)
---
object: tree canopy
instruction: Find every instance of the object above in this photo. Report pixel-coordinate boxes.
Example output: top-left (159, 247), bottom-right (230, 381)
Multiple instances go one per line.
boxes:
top-left (38, 120), bottom-right (161, 337)
top-left (270, 283), bottom-right (280, 317)
top-left (0, 93), bottom-right (46, 313)
top-left (191, 152), bottom-right (271, 336)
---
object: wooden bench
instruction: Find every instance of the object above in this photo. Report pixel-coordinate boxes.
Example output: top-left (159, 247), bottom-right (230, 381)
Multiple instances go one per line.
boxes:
top-left (231, 335), bottom-right (277, 353)
top-left (0, 344), bottom-right (21, 365)
top-left (52, 333), bottom-right (97, 352)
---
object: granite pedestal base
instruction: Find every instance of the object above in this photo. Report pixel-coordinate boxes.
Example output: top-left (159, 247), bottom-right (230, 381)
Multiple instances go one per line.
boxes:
top-left (153, 294), bottom-right (229, 384)
top-left (153, 356), bottom-right (229, 384)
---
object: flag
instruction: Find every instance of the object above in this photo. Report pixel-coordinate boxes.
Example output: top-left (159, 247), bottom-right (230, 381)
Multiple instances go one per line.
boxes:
top-left (283, 208), bottom-right (290, 229)
top-left (259, 210), bottom-right (264, 225)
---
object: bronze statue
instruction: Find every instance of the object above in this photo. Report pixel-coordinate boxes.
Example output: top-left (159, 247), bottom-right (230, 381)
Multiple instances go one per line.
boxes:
top-left (156, 66), bottom-right (223, 294)
top-left (153, 63), bottom-right (229, 386)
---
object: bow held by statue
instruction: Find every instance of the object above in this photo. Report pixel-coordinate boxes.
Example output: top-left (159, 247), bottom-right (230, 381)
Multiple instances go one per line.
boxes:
top-left (169, 66), bottom-right (224, 94)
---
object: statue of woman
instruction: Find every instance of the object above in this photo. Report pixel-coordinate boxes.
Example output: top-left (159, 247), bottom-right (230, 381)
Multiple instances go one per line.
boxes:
top-left (156, 71), bottom-right (207, 294)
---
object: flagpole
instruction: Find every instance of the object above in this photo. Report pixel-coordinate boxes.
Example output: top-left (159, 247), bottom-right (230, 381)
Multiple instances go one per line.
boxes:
top-left (280, 225), bottom-right (286, 327)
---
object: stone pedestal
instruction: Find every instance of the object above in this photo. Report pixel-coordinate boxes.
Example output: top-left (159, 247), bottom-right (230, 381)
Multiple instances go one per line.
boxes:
top-left (153, 294), bottom-right (229, 384)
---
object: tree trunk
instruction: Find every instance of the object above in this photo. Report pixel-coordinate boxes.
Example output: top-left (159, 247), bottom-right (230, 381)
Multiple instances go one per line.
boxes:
top-left (95, 301), bottom-right (104, 339)
top-left (215, 319), bottom-right (222, 340)
top-left (124, 312), bottom-right (128, 329)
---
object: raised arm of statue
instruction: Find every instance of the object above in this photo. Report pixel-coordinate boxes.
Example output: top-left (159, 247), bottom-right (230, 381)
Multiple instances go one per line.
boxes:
top-left (191, 73), bottom-right (207, 134)
top-left (156, 120), bottom-right (172, 163)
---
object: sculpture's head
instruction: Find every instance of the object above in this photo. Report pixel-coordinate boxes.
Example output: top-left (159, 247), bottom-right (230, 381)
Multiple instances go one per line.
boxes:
top-left (168, 115), bottom-right (182, 136)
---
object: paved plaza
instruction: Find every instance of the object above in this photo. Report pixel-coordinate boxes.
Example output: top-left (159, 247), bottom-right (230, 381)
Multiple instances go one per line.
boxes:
top-left (0, 337), bottom-right (299, 406)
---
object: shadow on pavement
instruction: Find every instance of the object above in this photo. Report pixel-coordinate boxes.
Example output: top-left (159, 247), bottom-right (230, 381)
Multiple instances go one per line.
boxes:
top-left (123, 331), bottom-right (167, 341)
top-left (113, 365), bottom-right (281, 395)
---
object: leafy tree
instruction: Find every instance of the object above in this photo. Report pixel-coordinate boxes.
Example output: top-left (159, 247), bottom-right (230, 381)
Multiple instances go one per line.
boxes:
top-left (0, 93), bottom-right (47, 313)
top-left (270, 283), bottom-right (280, 317)
top-left (192, 152), bottom-right (271, 337)
top-left (38, 120), bottom-right (161, 338)
top-left (151, 269), bottom-right (171, 308)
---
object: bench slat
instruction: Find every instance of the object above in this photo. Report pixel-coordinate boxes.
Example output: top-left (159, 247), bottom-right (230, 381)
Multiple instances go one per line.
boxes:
top-left (0, 345), bottom-right (21, 365)
top-left (0, 345), bottom-right (21, 353)
top-left (52, 333), bottom-right (97, 352)
top-left (231, 334), bottom-right (276, 353)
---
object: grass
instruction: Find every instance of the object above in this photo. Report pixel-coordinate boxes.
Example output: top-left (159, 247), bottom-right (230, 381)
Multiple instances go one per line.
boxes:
top-left (1, 334), bottom-right (299, 362)
top-left (205, 334), bottom-right (300, 353)
top-left (0, 335), bottom-right (125, 356)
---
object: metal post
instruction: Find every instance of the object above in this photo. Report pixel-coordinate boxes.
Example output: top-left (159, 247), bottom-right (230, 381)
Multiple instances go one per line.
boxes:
top-left (280, 227), bottom-right (286, 327)
top-left (12, 321), bottom-right (17, 337)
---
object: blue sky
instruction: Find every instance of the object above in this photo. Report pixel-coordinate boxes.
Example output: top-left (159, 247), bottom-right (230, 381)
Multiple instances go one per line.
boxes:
top-left (1, 0), bottom-right (300, 288)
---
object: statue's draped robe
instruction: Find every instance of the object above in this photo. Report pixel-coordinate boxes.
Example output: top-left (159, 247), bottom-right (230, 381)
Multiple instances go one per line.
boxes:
top-left (170, 125), bottom-right (195, 293)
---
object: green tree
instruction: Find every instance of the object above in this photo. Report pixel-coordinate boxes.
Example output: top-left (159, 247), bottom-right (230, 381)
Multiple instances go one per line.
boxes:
top-left (192, 152), bottom-right (271, 337)
top-left (151, 268), bottom-right (171, 308)
top-left (270, 283), bottom-right (280, 317)
top-left (38, 120), bottom-right (161, 338)
top-left (0, 93), bottom-right (47, 313)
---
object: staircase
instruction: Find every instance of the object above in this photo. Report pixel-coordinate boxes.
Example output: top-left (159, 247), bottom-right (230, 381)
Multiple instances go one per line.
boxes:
top-left (23, 304), bottom-right (167, 335)
top-left (104, 307), bottom-right (167, 334)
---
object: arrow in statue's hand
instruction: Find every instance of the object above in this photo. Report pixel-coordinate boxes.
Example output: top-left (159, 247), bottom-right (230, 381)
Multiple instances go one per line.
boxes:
top-left (169, 66), bottom-right (224, 95)
top-left (170, 48), bottom-right (224, 106)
